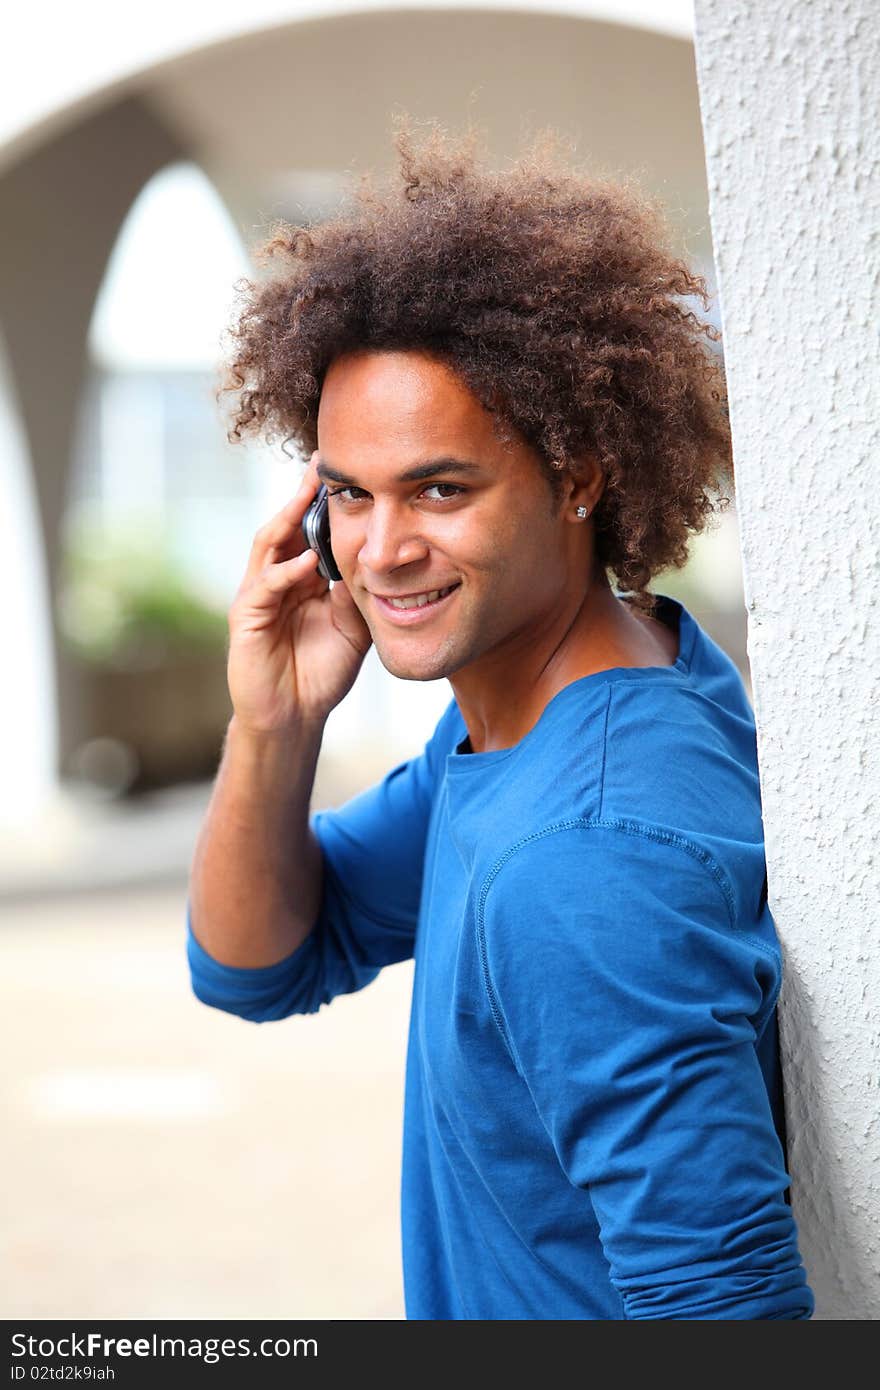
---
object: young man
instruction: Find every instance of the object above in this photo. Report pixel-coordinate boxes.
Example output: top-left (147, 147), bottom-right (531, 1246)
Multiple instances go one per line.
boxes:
top-left (186, 124), bottom-right (814, 1319)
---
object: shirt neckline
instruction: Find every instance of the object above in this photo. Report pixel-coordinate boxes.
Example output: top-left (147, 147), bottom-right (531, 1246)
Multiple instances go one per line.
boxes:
top-left (447, 593), bottom-right (696, 770)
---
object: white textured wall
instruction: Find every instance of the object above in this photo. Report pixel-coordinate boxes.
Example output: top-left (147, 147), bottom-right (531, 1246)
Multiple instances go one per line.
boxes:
top-left (693, 0), bottom-right (880, 1319)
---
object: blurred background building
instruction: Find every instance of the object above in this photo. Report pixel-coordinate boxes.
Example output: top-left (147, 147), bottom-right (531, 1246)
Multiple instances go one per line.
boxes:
top-left (1, 0), bottom-right (737, 825)
top-left (2, 0), bottom-right (753, 1321)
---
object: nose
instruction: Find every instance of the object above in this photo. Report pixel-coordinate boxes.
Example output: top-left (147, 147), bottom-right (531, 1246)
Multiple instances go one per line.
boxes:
top-left (356, 501), bottom-right (430, 576)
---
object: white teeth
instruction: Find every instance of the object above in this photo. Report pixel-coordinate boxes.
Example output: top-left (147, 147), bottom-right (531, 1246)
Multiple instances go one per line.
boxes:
top-left (388, 585), bottom-right (454, 610)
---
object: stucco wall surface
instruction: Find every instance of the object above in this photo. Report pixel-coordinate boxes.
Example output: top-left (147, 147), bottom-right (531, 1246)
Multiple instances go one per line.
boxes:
top-left (693, 0), bottom-right (880, 1319)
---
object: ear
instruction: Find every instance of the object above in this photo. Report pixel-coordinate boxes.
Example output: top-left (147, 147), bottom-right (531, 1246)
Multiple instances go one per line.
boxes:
top-left (563, 454), bottom-right (605, 522)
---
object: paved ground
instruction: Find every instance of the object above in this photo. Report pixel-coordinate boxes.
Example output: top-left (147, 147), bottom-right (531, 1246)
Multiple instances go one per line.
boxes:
top-left (1, 780), bottom-right (413, 1320)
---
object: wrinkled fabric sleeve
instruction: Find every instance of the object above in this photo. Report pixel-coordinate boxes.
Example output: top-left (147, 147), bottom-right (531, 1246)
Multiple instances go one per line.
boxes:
top-left (478, 821), bottom-right (815, 1320)
top-left (187, 698), bottom-right (462, 1023)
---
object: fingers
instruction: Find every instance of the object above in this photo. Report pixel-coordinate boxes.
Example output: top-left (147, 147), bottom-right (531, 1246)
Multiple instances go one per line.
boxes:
top-left (233, 546), bottom-right (323, 620)
top-left (243, 451), bottom-right (323, 584)
top-left (262, 546), bottom-right (321, 593)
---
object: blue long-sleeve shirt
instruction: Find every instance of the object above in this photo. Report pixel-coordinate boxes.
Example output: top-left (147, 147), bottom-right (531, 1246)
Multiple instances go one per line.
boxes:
top-left (187, 592), bottom-right (814, 1319)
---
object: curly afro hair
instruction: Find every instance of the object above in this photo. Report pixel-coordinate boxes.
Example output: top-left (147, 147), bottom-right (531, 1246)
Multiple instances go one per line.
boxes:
top-left (220, 118), bottom-right (732, 617)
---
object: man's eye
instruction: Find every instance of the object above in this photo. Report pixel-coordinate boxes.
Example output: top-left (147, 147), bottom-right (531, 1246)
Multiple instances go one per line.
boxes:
top-left (327, 482), bottom-right (464, 503)
top-left (422, 483), bottom-right (465, 501)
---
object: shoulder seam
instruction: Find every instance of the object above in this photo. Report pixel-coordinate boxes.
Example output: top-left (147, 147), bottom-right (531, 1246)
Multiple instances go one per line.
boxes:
top-left (480, 817), bottom-right (740, 926)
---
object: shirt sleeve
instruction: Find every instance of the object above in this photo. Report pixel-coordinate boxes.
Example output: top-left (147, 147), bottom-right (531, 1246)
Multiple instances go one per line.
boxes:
top-left (478, 821), bottom-right (815, 1320)
top-left (186, 697), bottom-right (463, 1023)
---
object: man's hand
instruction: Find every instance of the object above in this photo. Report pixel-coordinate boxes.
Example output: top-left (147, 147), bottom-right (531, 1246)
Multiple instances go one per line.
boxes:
top-left (227, 452), bottom-right (372, 736)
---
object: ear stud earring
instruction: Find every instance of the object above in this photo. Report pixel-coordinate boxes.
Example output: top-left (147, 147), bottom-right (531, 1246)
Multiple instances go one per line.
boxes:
top-left (576, 506), bottom-right (589, 519)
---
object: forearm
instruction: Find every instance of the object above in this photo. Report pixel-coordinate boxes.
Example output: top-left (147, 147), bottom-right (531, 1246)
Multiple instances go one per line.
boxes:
top-left (188, 713), bottom-right (326, 968)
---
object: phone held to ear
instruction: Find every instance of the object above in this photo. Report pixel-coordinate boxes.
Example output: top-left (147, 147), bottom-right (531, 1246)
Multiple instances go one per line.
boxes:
top-left (302, 483), bottom-right (342, 582)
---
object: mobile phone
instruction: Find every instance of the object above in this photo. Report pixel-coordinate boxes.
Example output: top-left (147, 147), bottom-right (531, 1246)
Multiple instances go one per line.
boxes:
top-left (301, 483), bottom-right (342, 582)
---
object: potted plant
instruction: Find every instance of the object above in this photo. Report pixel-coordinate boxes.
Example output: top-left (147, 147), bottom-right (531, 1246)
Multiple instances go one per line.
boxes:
top-left (58, 517), bottom-right (232, 793)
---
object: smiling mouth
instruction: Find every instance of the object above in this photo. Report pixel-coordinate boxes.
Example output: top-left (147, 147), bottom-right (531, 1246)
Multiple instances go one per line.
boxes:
top-left (376, 583), bottom-right (460, 610)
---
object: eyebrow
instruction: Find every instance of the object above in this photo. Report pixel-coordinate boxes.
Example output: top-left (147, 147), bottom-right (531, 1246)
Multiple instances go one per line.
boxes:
top-left (315, 456), bottom-right (486, 485)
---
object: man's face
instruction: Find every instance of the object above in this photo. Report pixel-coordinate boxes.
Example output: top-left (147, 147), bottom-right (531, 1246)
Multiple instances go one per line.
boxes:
top-left (316, 349), bottom-right (577, 683)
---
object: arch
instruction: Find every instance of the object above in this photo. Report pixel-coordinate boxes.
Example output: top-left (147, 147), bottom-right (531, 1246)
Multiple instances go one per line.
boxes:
top-left (2, 3), bottom-right (694, 169)
top-left (0, 97), bottom-right (187, 796)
